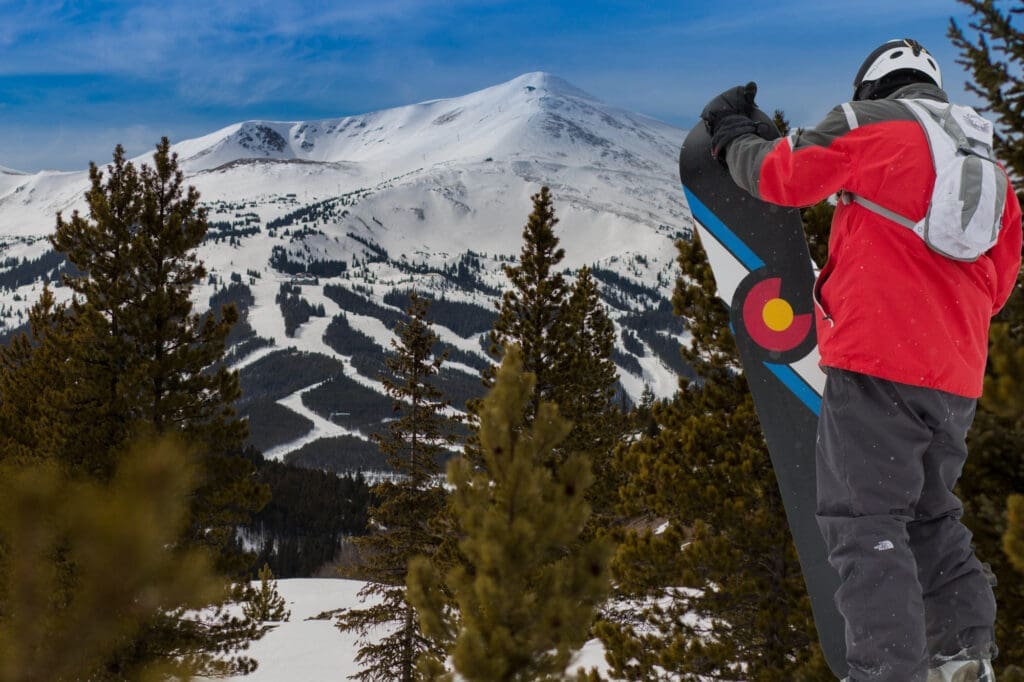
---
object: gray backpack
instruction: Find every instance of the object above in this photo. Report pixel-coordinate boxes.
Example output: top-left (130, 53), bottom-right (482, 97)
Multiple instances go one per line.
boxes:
top-left (847, 99), bottom-right (1007, 262)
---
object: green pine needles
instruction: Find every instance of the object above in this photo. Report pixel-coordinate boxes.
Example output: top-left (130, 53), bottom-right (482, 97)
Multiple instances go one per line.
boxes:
top-left (407, 347), bottom-right (611, 682)
top-left (0, 438), bottom-right (222, 682)
top-left (1008, 496), bottom-right (1024, 575)
top-left (949, 1), bottom-right (1024, 183)
top-left (486, 186), bottom-right (569, 411)
top-left (484, 187), bottom-right (623, 526)
top-left (0, 139), bottom-right (268, 678)
top-left (596, 225), bottom-right (828, 681)
top-left (337, 292), bottom-right (455, 682)
top-left (244, 564), bottom-right (291, 624)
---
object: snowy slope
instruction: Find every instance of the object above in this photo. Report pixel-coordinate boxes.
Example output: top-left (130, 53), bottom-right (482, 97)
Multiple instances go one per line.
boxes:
top-left (0, 72), bottom-right (694, 472)
top-left (203, 579), bottom-right (613, 682)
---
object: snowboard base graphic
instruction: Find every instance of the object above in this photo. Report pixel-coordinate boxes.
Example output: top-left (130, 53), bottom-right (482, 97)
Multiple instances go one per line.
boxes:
top-left (679, 111), bottom-right (847, 679)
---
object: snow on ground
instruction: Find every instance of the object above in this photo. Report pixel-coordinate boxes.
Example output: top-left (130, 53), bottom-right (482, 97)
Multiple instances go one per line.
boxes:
top-left (207, 578), bottom-right (614, 682)
top-left (262, 381), bottom-right (367, 462)
top-left (200, 579), bottom-right (367, 682)
top-left (619, 348), bottom-right (681, 400)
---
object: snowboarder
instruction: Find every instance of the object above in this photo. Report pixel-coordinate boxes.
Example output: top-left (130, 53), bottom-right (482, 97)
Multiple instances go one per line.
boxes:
top-left (700, 39), bottom-right (1023, 682)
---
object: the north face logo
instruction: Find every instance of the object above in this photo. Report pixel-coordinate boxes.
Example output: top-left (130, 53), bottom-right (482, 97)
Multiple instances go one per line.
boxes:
top-left (962, 111), bottom-right (991, 133)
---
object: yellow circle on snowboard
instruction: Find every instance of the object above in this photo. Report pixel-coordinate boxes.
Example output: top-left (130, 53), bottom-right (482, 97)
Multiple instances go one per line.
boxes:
top-left (762, 297), bottom-right (795, 331)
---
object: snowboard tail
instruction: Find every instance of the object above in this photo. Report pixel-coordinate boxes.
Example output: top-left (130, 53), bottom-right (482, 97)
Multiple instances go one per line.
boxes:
top-left (679, 111), bottom-right (847, 679)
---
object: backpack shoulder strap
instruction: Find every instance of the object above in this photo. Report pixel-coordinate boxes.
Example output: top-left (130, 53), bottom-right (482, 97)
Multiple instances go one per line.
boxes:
top-left (904, 99), bottom-right (996, 159)
top-left (843, 192), bottom-right (916, 229)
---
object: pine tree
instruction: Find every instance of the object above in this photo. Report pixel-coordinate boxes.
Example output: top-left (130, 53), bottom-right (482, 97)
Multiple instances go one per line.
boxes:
top-left (962, 408), bottom-right (1024, 677)
top-left (486, 186), bottom-right (569, 406)
top-left (337, 292), bottom-right (453, 682)
top-left (551, 265), bottom-right (624, 527)
top-left (552, 266), bottom-right (620, 453)
top-left (0, 437), bottom-right (221, 682)
top-left (243, 564), bottom-right (291, 623)
top-left (1007, 495), bottom-right (1024, 574)
top-left (596, 233), bottom-right (828, 680)
top-left (948, 3), bottom-right (1024, 674)
top-left (992, 316), bottom-right (1024, 580)
top-left (407, 346), bottom-right (611, 682)
top-left (0, 287), bottom-right (76, 468)
top-left (986, 320), bottom-right (1024, 586)
top-left (48, 141), bottom-right (262, 566)
top-left (0, 140), bottom-right (269, 676)
top-left (631, 383), bottom-right (660, 439)
top-left (949, 1), bottom-right (1024, 178)
top-left (968, 390), bottom-right (1024, 677)
top-left (483, 189), bottom-right (623, 519)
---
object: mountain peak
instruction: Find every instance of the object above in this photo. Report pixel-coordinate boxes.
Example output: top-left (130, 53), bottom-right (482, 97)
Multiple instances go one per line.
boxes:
top-left (162, 71), bottom-right (679, 178)
top-left (490, 72), bottom-right (600, 103)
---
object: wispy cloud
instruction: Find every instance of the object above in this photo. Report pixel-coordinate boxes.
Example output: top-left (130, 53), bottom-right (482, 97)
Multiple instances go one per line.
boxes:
top-left (0, 0), bottom-right (983, 170)
top-left (1, 1), bottom-right (489, 73)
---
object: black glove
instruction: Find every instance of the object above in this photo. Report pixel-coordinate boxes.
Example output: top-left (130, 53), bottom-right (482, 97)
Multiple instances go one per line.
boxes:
top-left (701, 82), bottom-right (760, 161)
top-left (709, 114), bottom-right (759, 161)
top-left (702, 82), bottom-right (759, 124)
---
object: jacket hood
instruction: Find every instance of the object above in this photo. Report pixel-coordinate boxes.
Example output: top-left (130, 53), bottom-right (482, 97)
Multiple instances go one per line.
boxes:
top-left (888, 82), bottom-right (949, 103)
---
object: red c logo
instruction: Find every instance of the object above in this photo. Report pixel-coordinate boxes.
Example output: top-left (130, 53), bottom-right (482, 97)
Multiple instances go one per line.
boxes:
top-left (741, 277), bottom-right (812, 352)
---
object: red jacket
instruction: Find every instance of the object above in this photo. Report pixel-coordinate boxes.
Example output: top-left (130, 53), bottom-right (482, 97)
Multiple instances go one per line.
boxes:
top-left (725, 83), bottom-right (1022, 398)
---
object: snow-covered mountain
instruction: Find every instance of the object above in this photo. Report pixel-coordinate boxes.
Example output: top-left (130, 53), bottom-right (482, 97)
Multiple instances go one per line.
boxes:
top-left (176, 73), bottom-right (674, 175)
top-left (0, 72), bottom-right (693, 473)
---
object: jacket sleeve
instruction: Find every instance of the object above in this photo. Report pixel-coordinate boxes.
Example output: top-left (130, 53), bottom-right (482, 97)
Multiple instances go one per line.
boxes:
top-left (989, 181), bottom-right (1023, 315)
top-left (724, 106), bottom-right (856, 207)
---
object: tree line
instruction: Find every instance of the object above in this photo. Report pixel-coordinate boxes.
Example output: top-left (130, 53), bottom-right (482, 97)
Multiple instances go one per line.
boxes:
top-left (1, 3), bottom-right (1022, 679)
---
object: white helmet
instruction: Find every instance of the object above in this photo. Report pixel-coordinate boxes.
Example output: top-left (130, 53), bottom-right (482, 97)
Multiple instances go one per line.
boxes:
top-left (853, 39), bottom-right (942, 100)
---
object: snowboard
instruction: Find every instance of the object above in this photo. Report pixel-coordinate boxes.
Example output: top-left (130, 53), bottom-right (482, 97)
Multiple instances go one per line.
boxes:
top-left (678, 108), bottom-right (848, 679)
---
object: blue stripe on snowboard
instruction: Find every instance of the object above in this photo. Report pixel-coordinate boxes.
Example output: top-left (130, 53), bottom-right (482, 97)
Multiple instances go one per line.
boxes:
top-left (682, 186), bottom-right (765, 271)
top-left (764, 362), bottom-right (822, 416)
top-left (682, 187), bottom-right (819, 416)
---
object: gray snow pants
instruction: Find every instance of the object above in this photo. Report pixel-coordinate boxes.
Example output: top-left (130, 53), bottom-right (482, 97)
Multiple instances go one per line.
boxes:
top-left (816, 368), bottom-right (996, 682)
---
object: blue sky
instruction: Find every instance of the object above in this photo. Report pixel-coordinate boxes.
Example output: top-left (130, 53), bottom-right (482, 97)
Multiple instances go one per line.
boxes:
top-left (0, 0), bottom-right (982, 171)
